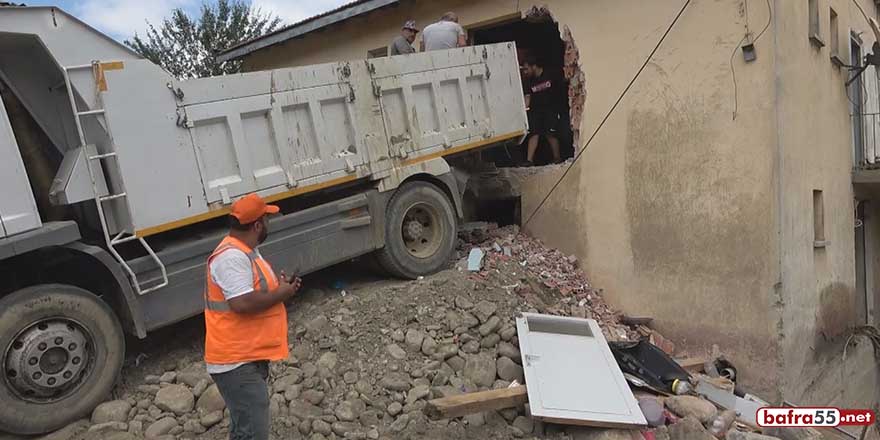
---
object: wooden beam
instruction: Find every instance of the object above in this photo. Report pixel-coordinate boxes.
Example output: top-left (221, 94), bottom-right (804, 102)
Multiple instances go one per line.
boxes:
top-left (674, 356), bottom-right (708, 373)
top-left (424, 385), bottom-right (529, 420)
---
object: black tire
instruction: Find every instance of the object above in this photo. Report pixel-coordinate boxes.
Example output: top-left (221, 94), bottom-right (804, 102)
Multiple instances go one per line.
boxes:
top-left (0, 284), bottom-right (125, 435)
top-left (376, 181), bottom-right (457, 279)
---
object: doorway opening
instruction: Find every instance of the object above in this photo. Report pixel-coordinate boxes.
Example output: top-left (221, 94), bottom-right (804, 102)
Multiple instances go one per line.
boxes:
top-left (470, 6), bottom-right (585, 167)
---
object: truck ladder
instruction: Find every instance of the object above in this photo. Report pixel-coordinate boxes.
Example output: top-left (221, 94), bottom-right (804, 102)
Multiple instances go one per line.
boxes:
top-left (61, 62), bottom-right (168, 295)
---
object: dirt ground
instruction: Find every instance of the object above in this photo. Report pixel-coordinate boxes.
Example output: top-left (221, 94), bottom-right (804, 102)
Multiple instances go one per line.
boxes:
top-left (29, 225), bottom-right (648, 440)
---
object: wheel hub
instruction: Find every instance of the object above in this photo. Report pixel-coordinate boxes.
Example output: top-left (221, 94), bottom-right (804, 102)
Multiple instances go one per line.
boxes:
top-left (5, 320), bottom-right (90, 401)
top-left (403, 219), bottom-right (425, 241)
top-left (401, 203), bottom-right (443, 259)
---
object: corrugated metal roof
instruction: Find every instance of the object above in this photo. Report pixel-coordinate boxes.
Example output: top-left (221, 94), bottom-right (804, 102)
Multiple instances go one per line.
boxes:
top-left (217, 0), bottom-right (399, 62)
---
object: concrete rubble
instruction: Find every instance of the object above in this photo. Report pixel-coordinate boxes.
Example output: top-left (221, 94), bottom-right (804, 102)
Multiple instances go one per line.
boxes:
top-left (36, 223), bottom-right (782, 440)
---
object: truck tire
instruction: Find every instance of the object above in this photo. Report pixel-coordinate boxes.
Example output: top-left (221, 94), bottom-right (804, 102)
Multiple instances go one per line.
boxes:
top-left (0, 284), bottom-right (125, 435)
top-left (376, 181), bottom-right (457, 279)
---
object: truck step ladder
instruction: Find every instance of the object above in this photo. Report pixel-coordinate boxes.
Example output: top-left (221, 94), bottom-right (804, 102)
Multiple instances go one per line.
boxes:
top-left (62, 62), bottom-right (168, 295)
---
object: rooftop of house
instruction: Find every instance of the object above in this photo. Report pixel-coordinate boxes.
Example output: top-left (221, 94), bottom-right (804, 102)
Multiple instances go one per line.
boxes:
top-left (217, 0), bottom-right (399, 62)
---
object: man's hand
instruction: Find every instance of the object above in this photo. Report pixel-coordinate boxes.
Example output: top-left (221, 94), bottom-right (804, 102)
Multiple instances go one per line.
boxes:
top-left (280, 271), bottom-right (302, 300)
top-left (227, 273), bottom-right (299, 314)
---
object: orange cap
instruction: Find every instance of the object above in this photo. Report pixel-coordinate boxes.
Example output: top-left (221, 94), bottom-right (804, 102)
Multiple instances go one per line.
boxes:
top-left (230, 193), bottom-right (279, 224)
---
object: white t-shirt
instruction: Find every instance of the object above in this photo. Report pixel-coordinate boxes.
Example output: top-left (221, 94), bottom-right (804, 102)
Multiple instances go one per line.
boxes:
top-left (205, 248), bottom-right (260, 374)
top-left (422, 20), bottom-right (465, 51)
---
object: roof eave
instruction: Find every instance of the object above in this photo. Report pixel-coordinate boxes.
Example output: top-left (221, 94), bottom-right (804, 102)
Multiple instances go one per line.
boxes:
top-left (217, 0), bottom-right (399, 63)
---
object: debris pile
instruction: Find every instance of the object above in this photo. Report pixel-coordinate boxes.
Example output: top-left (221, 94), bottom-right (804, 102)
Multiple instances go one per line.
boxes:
top-left (48, 223), bottom-right (786, 440)
top-left (456, 222), bottom-right (638, 342)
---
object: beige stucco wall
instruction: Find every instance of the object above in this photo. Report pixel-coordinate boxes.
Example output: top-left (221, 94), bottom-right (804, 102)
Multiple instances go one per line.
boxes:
top-left (524, 0), bottom-right (782, 397)
top-left (773, 0), bottom-right (878, 407)
top-left (238, 0), bottom-right (878, 403)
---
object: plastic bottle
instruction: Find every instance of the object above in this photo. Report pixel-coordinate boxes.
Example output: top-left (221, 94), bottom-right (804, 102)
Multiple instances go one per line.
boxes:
top-left (671, 379), bottom-right (692, 395)
top-left (708, 410), bottom-right (738, 438)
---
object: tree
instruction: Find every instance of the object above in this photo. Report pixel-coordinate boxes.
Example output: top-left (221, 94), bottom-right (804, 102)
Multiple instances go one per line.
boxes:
top-left (125, 0), bottom-right (281, 79)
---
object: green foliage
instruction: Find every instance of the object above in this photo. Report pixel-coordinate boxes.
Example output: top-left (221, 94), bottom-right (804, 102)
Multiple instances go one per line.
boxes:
top-left (125, 0), bottom-right (281, 79)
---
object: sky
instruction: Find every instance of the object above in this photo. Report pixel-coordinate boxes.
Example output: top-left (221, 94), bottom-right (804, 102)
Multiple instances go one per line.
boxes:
top-left (24, 0), bottom-right (351, 42)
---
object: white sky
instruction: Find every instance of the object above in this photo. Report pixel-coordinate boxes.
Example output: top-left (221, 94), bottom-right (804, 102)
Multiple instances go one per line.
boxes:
top-left (31, 0), bottom-right (351, 41)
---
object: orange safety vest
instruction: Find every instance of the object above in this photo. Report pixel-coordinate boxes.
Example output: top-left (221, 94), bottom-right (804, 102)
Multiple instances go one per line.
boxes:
top-left (204, 236), bottom-right (288, 364)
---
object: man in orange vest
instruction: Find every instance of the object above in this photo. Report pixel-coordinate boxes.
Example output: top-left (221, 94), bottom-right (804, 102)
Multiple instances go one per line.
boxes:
top-left (203, 193), bottom-right (300, 440)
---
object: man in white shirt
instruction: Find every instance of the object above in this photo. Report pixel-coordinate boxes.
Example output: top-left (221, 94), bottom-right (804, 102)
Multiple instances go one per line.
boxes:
top-left (203, 193), bottom-right (300, 440)
top-left (420, 12), bottom-right (466, 51)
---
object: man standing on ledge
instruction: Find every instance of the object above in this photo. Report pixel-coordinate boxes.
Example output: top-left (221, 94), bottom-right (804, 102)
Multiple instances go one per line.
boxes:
top-left (421, 12), bottom-right (466, 51)
top-left (390, 20), bottom-right (419, 55)
top-left (203, 193), bottom-right (301, 440)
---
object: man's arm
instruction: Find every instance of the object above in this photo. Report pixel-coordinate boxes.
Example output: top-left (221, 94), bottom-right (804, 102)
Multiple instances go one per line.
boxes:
top-left (227, 279), bottom-right (298, 314)
top-left (211, 250), bottom-right (300, 314)
top-left (457, 34), bottom-right (467, 47)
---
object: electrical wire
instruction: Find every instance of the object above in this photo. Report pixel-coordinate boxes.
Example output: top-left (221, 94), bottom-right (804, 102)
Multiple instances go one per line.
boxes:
top-left (731, 0), bottom-right (771, 120)
top-left (851, 0), bottom-right (871, 27)
top-left (730, 33), bottom-right (749, 120)
top-left (523, 0), bottom-right (692, 227)
top-left (744, 0), bottom-right (750, 34)
top-left (753, 0), bottom-right (772, 44)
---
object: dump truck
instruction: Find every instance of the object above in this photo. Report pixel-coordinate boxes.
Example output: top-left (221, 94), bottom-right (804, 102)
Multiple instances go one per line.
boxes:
top-left (0, 6), bottom-right (527, 434)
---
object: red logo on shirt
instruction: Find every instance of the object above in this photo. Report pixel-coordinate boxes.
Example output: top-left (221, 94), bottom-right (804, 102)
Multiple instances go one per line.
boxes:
top-left (531, 80), bottom-right (552, 93)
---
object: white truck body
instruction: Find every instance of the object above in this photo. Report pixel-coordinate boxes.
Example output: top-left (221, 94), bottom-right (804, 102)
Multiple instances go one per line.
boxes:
top-left (0, 99), bottom-right (40, 238)
top-left (0, 7), bottom-right (526, 240)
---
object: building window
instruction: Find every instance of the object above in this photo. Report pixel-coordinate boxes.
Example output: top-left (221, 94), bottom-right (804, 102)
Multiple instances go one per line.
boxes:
top-left (830, 8), bottom-right (843, 65)
top-left (367, 47), bottom-right (388, 59)
top-left (809, 0), bottom-right (824, 47)
top-left (814, 190), bottom-right (828, 248)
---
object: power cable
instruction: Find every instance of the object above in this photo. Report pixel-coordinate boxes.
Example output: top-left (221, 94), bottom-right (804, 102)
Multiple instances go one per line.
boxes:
top-left (523, 0), bottom-right (692, 227)
top-left (753, 0), bottom-right (772, 44)
top-left (730, 33), bottom-right (748, 120)
top-left (733, 0), bottom-right (771, 120)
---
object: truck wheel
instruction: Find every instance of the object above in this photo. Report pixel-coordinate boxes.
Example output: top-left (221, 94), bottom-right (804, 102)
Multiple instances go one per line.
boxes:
top-left (377, 181), bottom-right (457, 279)
top-left (0, 284), bottom-right (124, 435)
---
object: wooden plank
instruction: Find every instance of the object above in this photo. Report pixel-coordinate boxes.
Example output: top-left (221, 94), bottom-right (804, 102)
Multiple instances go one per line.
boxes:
top-left (674, 356), bottom-right (708, 373)
top-left (424, 385), bottom-right (529, 420)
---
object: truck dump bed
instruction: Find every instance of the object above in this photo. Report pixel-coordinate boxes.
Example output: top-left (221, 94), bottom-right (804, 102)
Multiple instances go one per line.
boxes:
top-left (0, 7), bottom-right (527, 239)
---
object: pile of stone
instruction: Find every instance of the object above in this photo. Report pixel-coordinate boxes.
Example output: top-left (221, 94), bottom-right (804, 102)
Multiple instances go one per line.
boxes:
top-left (60, 224), bottom-right (737, 440)
top-left (457, 223), bottom-right (638, 342)
top-left (276, 291), bottom-right (539, 440)
top-left (75, 362), bottom-right (227, 440)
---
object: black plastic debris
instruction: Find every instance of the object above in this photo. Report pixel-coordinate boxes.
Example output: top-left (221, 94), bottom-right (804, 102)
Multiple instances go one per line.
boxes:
top-left (609, 340), bottom-right (691, 394)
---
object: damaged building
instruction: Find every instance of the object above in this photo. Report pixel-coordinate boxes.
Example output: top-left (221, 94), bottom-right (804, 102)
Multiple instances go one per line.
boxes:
top-left (218, 0), bottom-right (880, 412)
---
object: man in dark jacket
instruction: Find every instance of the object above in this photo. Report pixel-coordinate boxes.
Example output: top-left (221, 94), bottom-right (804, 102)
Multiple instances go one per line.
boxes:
top-left (522, 57), bottom-right (565, 165)
top-left (389, 20), bottom-right (419, 56)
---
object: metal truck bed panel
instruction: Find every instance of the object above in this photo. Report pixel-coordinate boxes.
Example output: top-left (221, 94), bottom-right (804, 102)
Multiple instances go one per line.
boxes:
top-left (0, 5), bottom-right (525, 239)
top-left (129, 191), bottom-right (384, 330)
top-left (0, 5), bottom-right (525, 261)
top-left (87, 44), bottom-right (526, 238)
top-left (0, 89), bottom-right (41, 238)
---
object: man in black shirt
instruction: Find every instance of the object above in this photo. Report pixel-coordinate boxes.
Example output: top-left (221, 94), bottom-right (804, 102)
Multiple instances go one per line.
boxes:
top-left (522, 57), bottom-right (564, 165)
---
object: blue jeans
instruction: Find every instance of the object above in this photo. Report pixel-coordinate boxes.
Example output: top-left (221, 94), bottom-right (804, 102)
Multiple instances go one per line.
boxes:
top-left (210, 361), bottom-right (270, 440)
